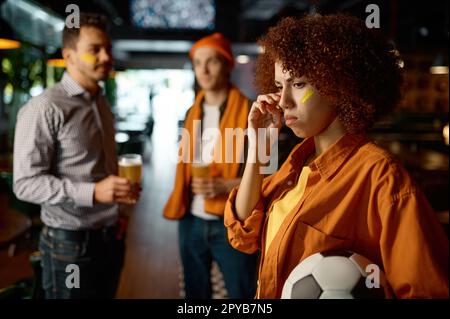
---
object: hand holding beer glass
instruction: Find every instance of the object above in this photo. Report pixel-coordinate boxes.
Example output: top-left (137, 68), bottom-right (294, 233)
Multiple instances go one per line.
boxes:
top-left (191, 163), bottom-right (237, 198)
top-left (118, 154), bottom-right (142, 204)
top-left (191, 163), bottom-right (210, 178)
top-left (191, 162), bottom-right (214, 198)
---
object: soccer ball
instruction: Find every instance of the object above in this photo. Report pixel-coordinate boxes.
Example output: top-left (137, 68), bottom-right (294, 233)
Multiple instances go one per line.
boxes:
top-left (281, 250), bottom-right (389, 299)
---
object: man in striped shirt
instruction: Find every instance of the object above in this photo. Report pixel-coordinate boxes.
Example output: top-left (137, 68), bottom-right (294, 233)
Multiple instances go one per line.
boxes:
top-left (13, 13), bottom-right (138, 298)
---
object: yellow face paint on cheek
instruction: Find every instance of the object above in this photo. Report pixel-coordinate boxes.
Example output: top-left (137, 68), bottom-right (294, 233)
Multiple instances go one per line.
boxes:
top-left (81, 53), bottom-right (97, 65)
top-left (301, 88), bottom-right (314, 104)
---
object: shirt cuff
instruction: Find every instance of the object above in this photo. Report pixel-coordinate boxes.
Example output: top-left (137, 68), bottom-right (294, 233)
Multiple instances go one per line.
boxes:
top-left (224, 187), bottom-right (265, 253)
top-left (72, 182), bottom-right (96, 207)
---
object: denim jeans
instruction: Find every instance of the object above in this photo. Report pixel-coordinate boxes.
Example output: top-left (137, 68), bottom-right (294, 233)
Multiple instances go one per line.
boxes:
top-left (39, 226), bottom-right (125, 299)
top-left (179, 213), bottom-right (258, 299)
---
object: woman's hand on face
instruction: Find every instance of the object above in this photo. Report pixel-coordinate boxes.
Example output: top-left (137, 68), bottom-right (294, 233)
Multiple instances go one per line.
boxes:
top-left (248, 93), bottom-right (283, 132)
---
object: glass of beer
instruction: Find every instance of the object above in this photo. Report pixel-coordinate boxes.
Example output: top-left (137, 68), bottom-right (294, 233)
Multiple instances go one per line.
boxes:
top-left (118, 154), bottom-right (142, 200)
top-left (191, 163), bottom-right (210, 178)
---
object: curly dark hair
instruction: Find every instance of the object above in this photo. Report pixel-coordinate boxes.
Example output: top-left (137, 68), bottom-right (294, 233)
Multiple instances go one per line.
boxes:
top-left (255, 14), bottom-right (403, 132)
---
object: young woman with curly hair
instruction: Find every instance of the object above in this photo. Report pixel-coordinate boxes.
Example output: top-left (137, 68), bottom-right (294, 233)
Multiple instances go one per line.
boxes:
top-left (224, 14), bottom-right (448, 298)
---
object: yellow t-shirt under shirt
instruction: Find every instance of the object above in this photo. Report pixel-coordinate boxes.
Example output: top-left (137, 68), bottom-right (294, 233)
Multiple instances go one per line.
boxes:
top-left (265, 166), bottom-right (311, 254)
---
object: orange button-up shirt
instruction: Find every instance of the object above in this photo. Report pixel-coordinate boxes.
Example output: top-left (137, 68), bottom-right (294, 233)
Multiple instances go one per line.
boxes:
top-left (224, 134), bottom-right (449, 298)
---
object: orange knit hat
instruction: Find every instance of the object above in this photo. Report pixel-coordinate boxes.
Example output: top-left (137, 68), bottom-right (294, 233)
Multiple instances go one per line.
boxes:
top-left (189, 32), bottom-right (234, 68)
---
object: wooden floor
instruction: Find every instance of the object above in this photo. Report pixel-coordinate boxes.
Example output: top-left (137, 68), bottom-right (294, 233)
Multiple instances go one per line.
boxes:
top-left (116, 116), bottom-right (182, 299)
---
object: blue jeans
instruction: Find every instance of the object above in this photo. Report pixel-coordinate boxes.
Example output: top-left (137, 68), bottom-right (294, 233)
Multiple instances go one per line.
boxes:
top-left (179, 213), bottom-right (258, 299)
top-left (39, 225), bottom-right (125, 299)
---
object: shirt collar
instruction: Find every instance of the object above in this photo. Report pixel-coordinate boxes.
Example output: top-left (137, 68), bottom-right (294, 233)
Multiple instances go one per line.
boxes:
top-left (61, 72), bottom-right (105, 101)
top-left (61, 72), bottom-right (86, 97)
top-left (290, 133), bottom-right (368, 180)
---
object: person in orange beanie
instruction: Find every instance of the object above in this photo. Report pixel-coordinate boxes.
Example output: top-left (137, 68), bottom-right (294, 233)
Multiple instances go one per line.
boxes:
top-left (163, 32), bottom-right (257, 298)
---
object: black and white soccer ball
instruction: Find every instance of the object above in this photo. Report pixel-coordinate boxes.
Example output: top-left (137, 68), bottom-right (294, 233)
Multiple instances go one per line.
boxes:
top-left (281, 250), bottom-right (390, 299)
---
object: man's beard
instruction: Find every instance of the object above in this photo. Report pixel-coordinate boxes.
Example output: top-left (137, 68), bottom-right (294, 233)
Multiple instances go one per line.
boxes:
top-left (81, 65), bottom-right (110, 82)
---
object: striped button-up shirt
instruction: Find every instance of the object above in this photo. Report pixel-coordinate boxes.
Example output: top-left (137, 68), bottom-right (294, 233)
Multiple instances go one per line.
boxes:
top-left (13, 72), bottom-right (118, 230)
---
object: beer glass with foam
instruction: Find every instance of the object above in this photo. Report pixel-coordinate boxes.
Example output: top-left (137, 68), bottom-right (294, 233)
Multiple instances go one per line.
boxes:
top-left (118, 154), bottom-right (142, 201)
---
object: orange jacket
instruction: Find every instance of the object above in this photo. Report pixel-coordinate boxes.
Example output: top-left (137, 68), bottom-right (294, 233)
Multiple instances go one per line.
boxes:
top-left (224, 134), bottom-right (449, 298)
top-left (164, 86), bottom-right (249, 220)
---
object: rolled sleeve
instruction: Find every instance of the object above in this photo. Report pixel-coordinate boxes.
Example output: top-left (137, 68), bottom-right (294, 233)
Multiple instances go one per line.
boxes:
top-left (224, 187), bottom-right (266, 254)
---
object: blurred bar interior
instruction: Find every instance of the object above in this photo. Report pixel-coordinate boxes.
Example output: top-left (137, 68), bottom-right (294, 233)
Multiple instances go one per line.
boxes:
top-left (0, 0), bottom-right (448, 298)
